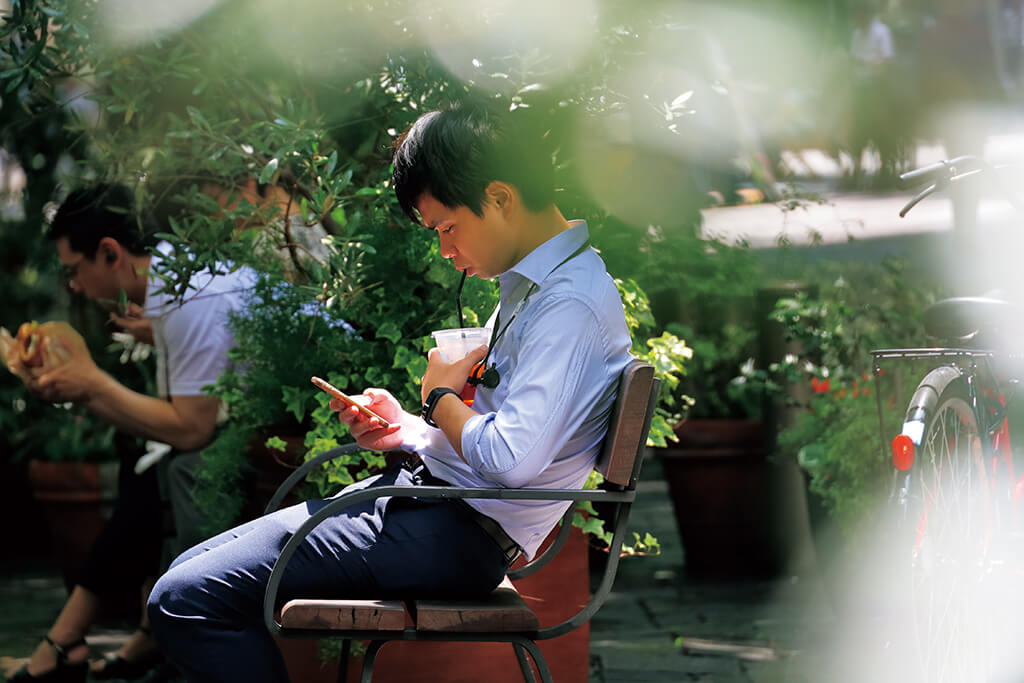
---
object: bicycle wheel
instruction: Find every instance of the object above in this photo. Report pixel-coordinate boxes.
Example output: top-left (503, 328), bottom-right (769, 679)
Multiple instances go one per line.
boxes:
top-left (901, 377), bottom-right (998, 682)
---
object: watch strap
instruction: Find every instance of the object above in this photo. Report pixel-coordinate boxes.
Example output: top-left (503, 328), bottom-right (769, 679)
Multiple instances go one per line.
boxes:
top-left (422, 387), bottom-right (460, 428)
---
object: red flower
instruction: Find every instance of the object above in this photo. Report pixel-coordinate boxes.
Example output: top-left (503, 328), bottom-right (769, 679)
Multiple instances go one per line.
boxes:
top-left (811, 377), bottom-right (831, 394)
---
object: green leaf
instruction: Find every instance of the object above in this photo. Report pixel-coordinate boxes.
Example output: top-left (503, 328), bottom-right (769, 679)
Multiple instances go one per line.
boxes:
top-left (375, 321), bottom-right (401, 344)
top-left (265, 436), bottom-right (287, 452)
top-left (185, 105), bottom-right (210, 131)
top-left (258, 157), bottom-right (279, 184)
top-left (281, 385), bottom-right (307, 423)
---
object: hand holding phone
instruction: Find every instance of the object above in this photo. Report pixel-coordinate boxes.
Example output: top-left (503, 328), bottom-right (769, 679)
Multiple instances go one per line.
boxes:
top-left (312, 376), bottom-right (391, 427)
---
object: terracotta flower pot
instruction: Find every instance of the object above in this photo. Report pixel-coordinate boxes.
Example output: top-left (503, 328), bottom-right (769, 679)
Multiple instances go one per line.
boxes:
top-left (656, 419), bottom-right (784, 578)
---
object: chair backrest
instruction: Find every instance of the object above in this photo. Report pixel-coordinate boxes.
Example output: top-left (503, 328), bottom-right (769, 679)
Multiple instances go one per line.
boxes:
top-left (595, 359), bottom-right (658, 488)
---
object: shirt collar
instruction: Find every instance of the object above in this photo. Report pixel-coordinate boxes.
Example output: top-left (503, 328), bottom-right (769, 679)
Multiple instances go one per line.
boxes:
top-left (498, 220), bottom-right (589, 292)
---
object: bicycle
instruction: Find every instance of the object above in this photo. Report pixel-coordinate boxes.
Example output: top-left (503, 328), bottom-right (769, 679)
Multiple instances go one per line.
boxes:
top-left (871, 155), bottom-right (1024, 682)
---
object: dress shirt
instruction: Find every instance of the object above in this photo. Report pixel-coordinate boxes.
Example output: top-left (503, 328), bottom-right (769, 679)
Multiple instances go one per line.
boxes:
top-left (402, 221), bottom-right (633, 558)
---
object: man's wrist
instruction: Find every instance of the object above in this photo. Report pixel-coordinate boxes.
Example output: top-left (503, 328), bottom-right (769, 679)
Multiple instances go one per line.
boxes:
top-left (422, 387), bottom-right (460, 428)
top-left (80, 368), bottom-right (115, 406)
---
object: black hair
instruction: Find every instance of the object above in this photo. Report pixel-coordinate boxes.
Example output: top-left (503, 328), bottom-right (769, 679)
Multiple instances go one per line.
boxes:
top-left (392, 104), bottom-right (556, 224)
top-left (47, 184), bottom-right (159, 258)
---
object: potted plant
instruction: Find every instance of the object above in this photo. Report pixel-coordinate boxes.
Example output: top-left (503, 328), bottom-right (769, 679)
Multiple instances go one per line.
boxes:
top-left (756, 257), bottom-right (944, 597)
top-left (597, 223), bottom-right (802, 577)
top-left (770, 259), bottom-right (942, 540)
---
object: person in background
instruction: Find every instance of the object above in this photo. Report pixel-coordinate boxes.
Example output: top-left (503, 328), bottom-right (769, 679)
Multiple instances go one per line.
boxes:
top-left (6, 184), bottom-right (252, 683)
top-left (848, 3), bottom-right (898, 185)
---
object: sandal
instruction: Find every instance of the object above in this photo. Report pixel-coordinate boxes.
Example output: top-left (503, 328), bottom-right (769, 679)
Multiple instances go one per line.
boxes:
top-left (90, 628), bottom-right (162, 682)
top-left (6, 636), bottom-right (88, 683)
top-left (89, 652), bottom-right (162, 682)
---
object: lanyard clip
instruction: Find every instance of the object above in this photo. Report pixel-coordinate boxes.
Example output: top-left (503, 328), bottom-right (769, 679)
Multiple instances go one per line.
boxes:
top-left (466, 360), bottom-right (500, 389)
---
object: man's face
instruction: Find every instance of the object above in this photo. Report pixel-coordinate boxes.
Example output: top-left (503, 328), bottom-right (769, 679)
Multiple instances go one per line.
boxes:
top-left (56, 237), bottom-right (120, 309)
top-left (416, 192), bottom-right (515, 280)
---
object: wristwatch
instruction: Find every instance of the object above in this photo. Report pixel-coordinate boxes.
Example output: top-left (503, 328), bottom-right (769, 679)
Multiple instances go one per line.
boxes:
top-left (422, 387), bottom-right (461, 428)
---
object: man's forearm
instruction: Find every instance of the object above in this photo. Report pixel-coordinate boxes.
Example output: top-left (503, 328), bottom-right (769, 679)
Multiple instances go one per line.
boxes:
top-left (84, 372), bottom-right (215, 451)
top-left (431, 391), bottom-right (474, 465)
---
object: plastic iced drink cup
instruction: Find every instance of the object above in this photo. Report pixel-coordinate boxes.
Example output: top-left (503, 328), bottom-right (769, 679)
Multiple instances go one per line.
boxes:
top-left (431, 327), bottom-right (490, 362)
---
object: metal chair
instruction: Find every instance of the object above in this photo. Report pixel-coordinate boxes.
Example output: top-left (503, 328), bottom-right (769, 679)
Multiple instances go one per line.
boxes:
top-left (262, 358), bottom-right (659, 682)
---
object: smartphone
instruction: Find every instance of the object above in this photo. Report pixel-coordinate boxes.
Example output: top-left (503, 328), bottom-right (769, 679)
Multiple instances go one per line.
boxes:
top-left (311, 376), bottom-right (391, 427)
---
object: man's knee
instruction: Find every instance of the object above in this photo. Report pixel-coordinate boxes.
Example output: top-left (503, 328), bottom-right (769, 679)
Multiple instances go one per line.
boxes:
top-left (147, 562), bottom-right (204, 630)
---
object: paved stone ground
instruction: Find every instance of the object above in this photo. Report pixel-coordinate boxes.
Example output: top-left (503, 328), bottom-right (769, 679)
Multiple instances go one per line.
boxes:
top-left (587, 454), bottom-right (836, 683)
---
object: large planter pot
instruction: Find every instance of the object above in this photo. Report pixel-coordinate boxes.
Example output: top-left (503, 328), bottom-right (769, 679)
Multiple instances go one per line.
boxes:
top-left (313, 525), bottom-right (591, 683)
top-left (658, 419), bottom-right (804, 578)
top-left (27, 460), bottom-right (118, 592)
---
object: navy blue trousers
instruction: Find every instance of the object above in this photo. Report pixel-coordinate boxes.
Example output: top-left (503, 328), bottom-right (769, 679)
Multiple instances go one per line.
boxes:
top-left (147, 464), bottom-right (509, 683)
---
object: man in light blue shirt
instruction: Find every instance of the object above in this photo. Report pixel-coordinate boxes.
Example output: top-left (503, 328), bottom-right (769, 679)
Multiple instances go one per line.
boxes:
top-left (148, 105), bottom-right (632, 683)
top-left (396, 217), bottom-right (631, 559)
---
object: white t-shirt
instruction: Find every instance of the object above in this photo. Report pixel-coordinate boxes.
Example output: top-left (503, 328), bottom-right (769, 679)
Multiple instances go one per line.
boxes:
top-left (143, 242), bottom-right (256, 398)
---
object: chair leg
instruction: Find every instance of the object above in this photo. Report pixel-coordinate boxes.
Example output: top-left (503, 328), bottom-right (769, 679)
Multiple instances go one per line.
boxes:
top-left (513, 643), bottom-right (538, 683)
top-left (511, 637), bottom-right (552, 683)
top-left (360, 640), bottom-right (386, 683)
top-left (335, 639), bottom-right (351, 683)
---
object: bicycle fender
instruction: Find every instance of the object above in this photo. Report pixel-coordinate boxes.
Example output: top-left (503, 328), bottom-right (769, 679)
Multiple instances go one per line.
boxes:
top-left (901, 365), bottom-right (964, 445)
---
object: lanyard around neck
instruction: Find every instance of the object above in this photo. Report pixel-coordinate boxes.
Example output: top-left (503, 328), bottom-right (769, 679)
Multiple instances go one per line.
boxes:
top-left (481, 238), bottom-right (592, 369)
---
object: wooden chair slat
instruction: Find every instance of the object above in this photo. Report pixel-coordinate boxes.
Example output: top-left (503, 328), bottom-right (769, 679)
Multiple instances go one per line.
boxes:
top-left (280, 598), bottom-right (406, 631)
top-left (414, 577), bottom-right (540, 633)
top-left (597, 361), bottom-right (655, 486)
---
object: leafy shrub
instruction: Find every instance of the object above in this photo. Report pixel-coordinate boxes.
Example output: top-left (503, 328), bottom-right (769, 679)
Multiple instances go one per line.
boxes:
top-left (759, 259), bottom-right (945, 532)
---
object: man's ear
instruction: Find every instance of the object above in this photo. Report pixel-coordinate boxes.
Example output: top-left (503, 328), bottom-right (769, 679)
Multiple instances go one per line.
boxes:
top-left (97, 237), bottom-right (122, 267)
top-left (484, 181), bottom-right (514, 213)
